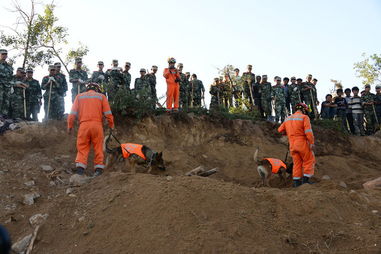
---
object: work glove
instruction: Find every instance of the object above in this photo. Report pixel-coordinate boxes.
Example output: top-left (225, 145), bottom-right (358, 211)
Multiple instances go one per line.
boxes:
top-left (293, 87), bottom-right (298, 92)
top-left (99, 75), bottom-right (105, 81)
top-left (79, 79), bottom-right (84, 84)
top-left (49, 77), bottom-right (56, 82)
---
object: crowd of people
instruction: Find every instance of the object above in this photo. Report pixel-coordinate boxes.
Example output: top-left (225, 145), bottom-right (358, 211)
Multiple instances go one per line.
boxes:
top-left (0, 49), bottom-right (380, 135)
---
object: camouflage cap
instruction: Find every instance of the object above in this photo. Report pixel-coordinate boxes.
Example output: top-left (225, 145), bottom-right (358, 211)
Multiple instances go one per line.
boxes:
top-left (214, 77), bottom-right (219, 81)
top-left (0, 49), bottom-right (8, 54)
top-left (152, 65), bottom-right (158, 69)
top-left (275, 76), bottom-right (281, 81)
top-left (98, 61), bottom-right (104, 65)
top-left (313, 78), bottom-right (318, 81)
top-left (139, 68), bottom-right (146, 72)
top-left (296, 78), bottom-right (303, 81)
top-left (365, 84), bottom-right (371, 88)
top-left (185, 72), bottom-right (190, 75)
top-left (376, 85), bottom-right (381, 89)
top-left (291, 76), bottom-right (296, 80)
top-left (26, 68), bottom-right (33, 73)
top-left (48, 65), bottom-right (56, 70)
top-left (54, 62), bottom-right (61, 67)
top-left (262, 75), bottom-right (267, 78)
top-left (75, 58), bottom-right (82, 63)
top-left (177, 63), bottom-right (183, 67)
top-left (112, 59), bottom-right (118, 63)
top-left (17, 67), bottom-right (25, 73)
top-left (283, 77), bottom-right (289, 81)
top-left (307, 74), bottom-right (312, 78)
top-left (247, 64), bottom-right (252, 68)
top-left (125, 62), bottom-right (131, 66)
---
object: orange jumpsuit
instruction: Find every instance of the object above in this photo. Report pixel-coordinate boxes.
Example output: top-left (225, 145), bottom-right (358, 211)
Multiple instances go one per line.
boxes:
top-left (163, 68), bottom-right (180, 110)
top-left (68, 90), bottom-right (114, 170)
top-left (278, 112), bottom-right (315, 180)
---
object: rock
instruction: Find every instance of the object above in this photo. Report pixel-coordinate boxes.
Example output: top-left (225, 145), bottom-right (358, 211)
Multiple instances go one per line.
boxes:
top-left (12, 234), bottom-right (32, 253)
top-left (363, 177), bottom-right (381, 190)
top-left (78, 216), bottom-right (85, 222)
top-left (40, 165), bottom-right (54, 172)
top-left (322, 175), bottom-right (331, 180)
top-left (49, 181), bottom-right (56, 186)
top-left (66, 188), bottom-right (74, 194)
top-left (23, 192), bottom-right (40, 205)
top-left (69, 174), bottom-right (90, 186)
top-left (339, 181), bottom-right (347, 188)
top-left (68, 194), bottom-right (77, 198)
top-left (29, 213), bottom-right (48, 227)
top-left (202, 154), bottom-right (208, 159)
top-left (372, 210), bottom-right (378, 214)
top-left (166, 176), bottom-right (173, 181)
top-left (24, 180), bottom-right (35, 187)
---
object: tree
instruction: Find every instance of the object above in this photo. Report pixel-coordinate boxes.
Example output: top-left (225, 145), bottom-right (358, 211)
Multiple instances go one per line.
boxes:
top-left (0, 0), bottom-right (88, 72)
top-left (353, 53), bottom-right (381, 86)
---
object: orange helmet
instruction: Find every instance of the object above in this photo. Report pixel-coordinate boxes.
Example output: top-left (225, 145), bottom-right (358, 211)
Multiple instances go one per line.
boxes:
top-left (295, 103), bottom-right (311, 113)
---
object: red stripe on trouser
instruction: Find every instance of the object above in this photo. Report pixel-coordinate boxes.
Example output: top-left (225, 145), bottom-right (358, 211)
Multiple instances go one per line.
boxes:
top-left (290, 138), bottom-right (315, 179)
top-left (166, 84), bottom-right (179, 110)
top-left (75, 122), bottom-right (104, 170)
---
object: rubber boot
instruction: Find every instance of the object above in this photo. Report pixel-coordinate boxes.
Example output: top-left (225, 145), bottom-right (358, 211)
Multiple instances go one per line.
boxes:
top-left (94, 168), bottom-right (103, 177)
top-left (76, 167), bottom-right (84, 175)
top-left (293, 179), bottom-right (302, 187)
top-left (302, 176), bottom-right (310, 185)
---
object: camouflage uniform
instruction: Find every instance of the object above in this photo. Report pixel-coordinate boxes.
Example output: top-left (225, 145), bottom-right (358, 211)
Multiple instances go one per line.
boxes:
top-left (122, 71), bottom-right (131, 90)
top-left (271, 85), bottom-right (287, 122)
top-left (55, 71), bottom-right (67, 117)
top-left (179, 72), bottom-right (189, 108)
top-left (134, 76), bottom-right (151, 100)
top-left (222, 79), bottom-right (233, 108)
top-left (69, 69), bottom-right (88, 102)
top-left (232, 75), bottom-right (243, 108)
top-left (190, 79), bottom-right (205, 107)
top-left (10, 75), bottom-right (27, 119)
top-left (302, 82), bottom-right (318, 118)
top-left (105, 68), bottom-right (125, 102)
top-left (0, 60), bottom-right (14, 117)
top-left (209, 83), bottom-right (220, 110)
top-left (41, 75), bottom-right (64, 120)
top-left (261, 82), bottom-right (272, 119)
top-left (145, 72), bottom-right (157, 102)
top-left (25, 77), bottom-right (41, 121)
top-left (241, 72), bottom-right (255, 105)
top-left (361, 92), bottom-right (377, 134)
top-left (289, 83), bottom-right (302, 113)
top-left (91, 70), bottom-right (106, 93)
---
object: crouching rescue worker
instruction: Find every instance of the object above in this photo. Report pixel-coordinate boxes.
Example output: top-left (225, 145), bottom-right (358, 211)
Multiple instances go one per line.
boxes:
top-left (278, 103), bottom-right (315, 187)
top-left (163, 57), bottom-right (181, 112)
top-left (67, 82), bottom-right (115, 177)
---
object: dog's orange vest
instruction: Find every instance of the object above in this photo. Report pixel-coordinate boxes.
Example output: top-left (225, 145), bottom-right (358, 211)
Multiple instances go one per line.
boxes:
top-left (264, 158), bottom-right (287, 174)
top-left (121, 143), bottom-right (147, 160)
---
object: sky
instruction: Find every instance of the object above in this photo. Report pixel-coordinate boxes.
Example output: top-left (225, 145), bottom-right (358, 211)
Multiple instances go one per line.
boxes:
top-left (1, 0), bottom-right (381, 115)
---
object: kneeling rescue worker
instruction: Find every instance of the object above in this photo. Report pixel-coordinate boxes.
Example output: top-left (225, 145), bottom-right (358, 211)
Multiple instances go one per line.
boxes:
top-left (278, 103), bottom-right (315, 187)
top-left (68, 82), bottom-right (115, 177)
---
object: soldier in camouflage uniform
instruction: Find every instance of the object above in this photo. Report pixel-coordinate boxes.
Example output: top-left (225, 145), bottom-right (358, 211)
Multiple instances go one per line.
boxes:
top-left (261, 75), bottom-right (272, 120)
top-left (69, 58), bottom-right (88, 102)
top-left (209, 78), bottom-right (220, 110)
top-left (301, 74), bottom-right (318, 119)
top-left (189, 74), bottom-right (205, 107)
top-left (91, 61), bottom-right (106, 93)
top-left (54, 62), bottom-right (67, 117)
top-left (289, 77), bottom-right (302, 113)
top-left (122, 62), bottom-right (131, 90)
top-left (146, 65), bottom-right (158, 107)
top-left (185, 72), bottom-right (191, 107)
top-left (25, 69), bottom-right (42, 121)
top-left (10, 67), bottom-right (29, 119)
top-left (105, 60), bottom-right (125, 102)
top-left (361, 84), bottom-right (377, 135)
top-left (0, 49), bottom-right (14, 117)
top-left (223, 74), bottom-right (233, 108)
top-left (232, 68), bottom-right (243, 108)
top-left (241, 65), bottom-right (255, 107)
top-left (177, 63), bottom-right (189, 109)
top-left (41, 65), bottom-right (64, 120)
top-left (134, 68), bottom-right (151, 101)
top-left (271, 76), bottom-right (287, 122)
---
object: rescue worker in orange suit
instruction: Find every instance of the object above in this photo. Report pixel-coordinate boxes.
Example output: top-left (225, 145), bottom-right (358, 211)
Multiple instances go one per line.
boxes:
top-left (67, 82), bottom-right (115, 177)
top-left (278, 103), bottom-right (315, 187)
top-left (163, 57), bottom-right (181, 112)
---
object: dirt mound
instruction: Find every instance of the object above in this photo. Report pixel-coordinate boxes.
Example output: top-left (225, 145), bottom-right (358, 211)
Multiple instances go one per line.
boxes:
top-left (1, 114), bottom-right (380, 253)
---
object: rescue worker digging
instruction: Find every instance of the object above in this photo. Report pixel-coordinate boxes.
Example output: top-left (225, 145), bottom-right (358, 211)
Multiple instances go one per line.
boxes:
top-left (67, 82), bottom-right (115, 177)
top-left (278, 103), bottom-right (315, 187)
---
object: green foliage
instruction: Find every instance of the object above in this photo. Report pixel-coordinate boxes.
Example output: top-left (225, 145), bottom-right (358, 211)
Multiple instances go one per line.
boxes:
top-left (353, 53), bottom-right (381, 86)
top-left (312, 119), bottom-right (347, 134)
top-left (0, 1), bottom-right (88, 72)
